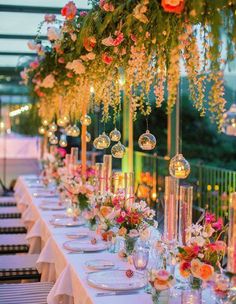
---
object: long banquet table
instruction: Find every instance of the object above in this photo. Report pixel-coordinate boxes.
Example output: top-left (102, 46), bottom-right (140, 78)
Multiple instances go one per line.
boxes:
top-left (14, 175), bottom-right (214, 304)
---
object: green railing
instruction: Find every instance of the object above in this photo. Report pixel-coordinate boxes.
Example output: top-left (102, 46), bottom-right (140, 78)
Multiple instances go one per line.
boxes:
top-left (133, 151), bottom-right (236, 218)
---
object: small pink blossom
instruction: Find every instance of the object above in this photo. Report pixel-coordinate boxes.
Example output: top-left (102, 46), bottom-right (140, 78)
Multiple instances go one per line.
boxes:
top-left (61, 1), bottom-right (77, 20)
top-left (47, 27), bottom-right (60, 41)
top-left (66, 59), bottom-right (85, 74)
top-left (101, 52), bottom-right (113, 64)
top-left (58, 57), bottom-right (65, 64)
top-left (44, 14), bottom-right (56, 23)
top-left (212, 218), bottom-right (223, 231)
top-left (100, 0), bottom-right (114, 12)
top-left (40, 74), bottom-right (55, 88)
top-left (79, 11), bottom-right (88, 17)
top-left (205, 212), bottom-right (216, 224)
top-left (29, 60), bottom-right (39, 69)
top-left (113, 32), bottom-right (124, 46)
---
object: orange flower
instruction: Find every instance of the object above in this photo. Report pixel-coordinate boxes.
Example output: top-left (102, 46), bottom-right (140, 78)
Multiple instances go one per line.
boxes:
top-left (161, 0), bottom-right (184, 14)
top-left (100, 206), bottom-right (112, 218)
top-left (118, 227), bottom-right (127, 236)
top-left (83, 36), bottom-right (96, 52)
top-left (199, 264), bottom-right (214, 281)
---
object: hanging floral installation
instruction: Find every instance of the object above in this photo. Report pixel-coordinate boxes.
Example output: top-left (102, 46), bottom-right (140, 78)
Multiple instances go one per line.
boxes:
top-left (21, 0), bottom-right (236, 129)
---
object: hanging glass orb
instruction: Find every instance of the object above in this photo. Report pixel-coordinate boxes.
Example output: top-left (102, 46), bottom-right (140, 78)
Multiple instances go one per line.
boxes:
top-left (49, 122), bottom-right (57, 132)
top-left (94, 132), bottom-right (110, 149)
top-left (59, 134), bottom-right (67, 147)
top-left (111, 141), bottom-right (126, 158)
top-left (109, 128), bottom-right (121, 142)
top-left (38, 126), bottom-right (46, 135)
top-left (93, 136), bottom-right (99, 149)
top-left (70, 125), bottom-right (80, 137)
top-left (49, 135), bottom-right (58, 145)
top-left (42, 119), bottom-right (49, 126)
top-left (57, 117), bottom-right (66, 127)
top-left (138, 130), bottom-right (156, 150)
top-left (169, 154), bottom-right (190, 179)
top-left (47, 130), bottom-right (54, 138)
top-left (63, 116), bottom-right (69, 124)
top-left (222, 104), bottom-right (236, 136)
top-left (86, 131), bottom-right (91, 143)
top-left (80, 114), bottom-right (92, 126)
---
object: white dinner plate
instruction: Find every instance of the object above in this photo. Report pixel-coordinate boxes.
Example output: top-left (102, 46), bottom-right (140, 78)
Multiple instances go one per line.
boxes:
top-left (87, 270), bottom-right (147, 291)
top-left (39, 202), bottom-right (66, 211)
top-left (85, 259), bottom-right (114, 270)
top-left (63, 239), bottom-right (108, 252)
top-left (52, 218), bottom-right (85, 227)
top-left (66, 232), bottom-right (88, 239)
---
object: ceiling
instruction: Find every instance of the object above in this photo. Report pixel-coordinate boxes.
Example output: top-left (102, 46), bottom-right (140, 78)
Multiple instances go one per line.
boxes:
top-left (0, 0), bottom-right (90, 104)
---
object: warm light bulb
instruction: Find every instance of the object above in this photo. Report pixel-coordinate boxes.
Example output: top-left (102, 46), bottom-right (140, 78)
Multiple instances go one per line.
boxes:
top-left (38, 126), bottom-right (46, 135)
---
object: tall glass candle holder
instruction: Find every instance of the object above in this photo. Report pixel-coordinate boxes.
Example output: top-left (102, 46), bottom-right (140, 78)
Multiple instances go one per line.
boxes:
top-left (164, 176), bottom-right (179, 242)
top-left (70, 147), bottom-right (78, 166)
top-left (65, 154), bottom-right (71, 174)
top-left (112, 171), bottom-right (124, 194)
top-left (124, 172), bottom-right (135, 205)
top-left (179, 185), bottom-right (193, 245)
top-left (95, 163), bottom-right (105, 194)
top-left (103, 155), bottom-right (112, 192)
top-left (227, 192), bottom-right (236, 275)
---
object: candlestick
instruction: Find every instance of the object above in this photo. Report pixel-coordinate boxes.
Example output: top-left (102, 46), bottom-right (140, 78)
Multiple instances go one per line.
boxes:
top-left (227, 192), bottom-right (236, 274)
top-left (179, 185), bottom-right (193, 245)
top-left (95, 163), bottom-right (105, 194)
top-left (103, 155), bottom-right (112, 192)
top-left (164, 176), bottom-right (179, 242)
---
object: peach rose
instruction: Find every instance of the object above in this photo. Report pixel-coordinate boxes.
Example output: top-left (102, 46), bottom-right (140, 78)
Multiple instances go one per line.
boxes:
top-left (100, 206), bottom-right (112, 218)
top-left (153, 269), bottom-right (174, 291)
top-left (199, 264), bottom-right (214, 281)
top-left (118, 227), bottom-right (127, 236)
top-left (161, 0), bottom-right (184, 14)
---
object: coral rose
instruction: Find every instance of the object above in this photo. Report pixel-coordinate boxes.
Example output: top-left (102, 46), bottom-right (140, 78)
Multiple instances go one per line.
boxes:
top-left (61, 1), bottom-right (77, 20)
top-left (199, 264), bottom-right (214, 281)
top-left (101, 53), bottom-right (113, 64)
top-left (100, 206), bottom-right (112, 218)
top-left (153, 269), bottom-right (174, 291)
top-left (161, 0), bottom-right (184, 14)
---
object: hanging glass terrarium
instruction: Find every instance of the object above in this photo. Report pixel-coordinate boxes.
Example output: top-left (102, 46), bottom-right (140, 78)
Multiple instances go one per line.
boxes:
top-left (138, 130), bottom-right (156, 150)
top-left (38, 126), bottom-right (46, 135)
top-left (169, 154), bottom-right (190, 179)
top-left (69, 125), bottom-right (80, 137)
top-left (94, 132), bottom-right (110, 149)
top-left (80, 114), bottom-right (92, 126)
top-left (42, 119), bottom-right (49, 126)
top-left (47, 130), bottom-right (54, 138)
top-left (49, 135), bottom-right (58, 145)
top-left (49, 122), bottom-right (57, 132)
top-left (109, 128), bottom-right (121, 142)
top-left (111, 141), bottom-right (126, 158)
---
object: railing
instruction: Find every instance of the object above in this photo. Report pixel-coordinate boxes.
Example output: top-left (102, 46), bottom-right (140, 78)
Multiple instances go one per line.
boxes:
top-left (133, 151), bottom-right (236, 218)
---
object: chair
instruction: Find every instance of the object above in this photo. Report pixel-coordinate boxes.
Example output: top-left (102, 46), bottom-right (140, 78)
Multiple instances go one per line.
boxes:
top-left (0, 281), bottom-right (54, 304)
top-left (0, 218), bottom-right (27, 234)
top-left (0, 234), bottom-right (29, 254)
top-left (0, 206), bottom-right (21, 219)
top-left (0, 254), bottom-right (40, 282)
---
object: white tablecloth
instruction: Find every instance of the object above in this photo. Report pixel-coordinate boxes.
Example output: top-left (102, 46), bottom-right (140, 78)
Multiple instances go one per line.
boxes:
top-left (14, 176), bottom-right (215, 304)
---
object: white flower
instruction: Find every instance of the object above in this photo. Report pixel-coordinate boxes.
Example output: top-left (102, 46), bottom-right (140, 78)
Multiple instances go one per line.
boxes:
top-left (40, 74), bottom-right (55, 88)
top-left (47, 27), bottom-right (60, 41)
top-left (140, 228), bottom-right (151, 241)
top-left (128, 229), bottom-right (139, 238)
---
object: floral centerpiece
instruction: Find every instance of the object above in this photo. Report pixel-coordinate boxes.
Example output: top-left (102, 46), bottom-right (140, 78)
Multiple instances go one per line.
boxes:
top-left (61, 175), bottom-right (94, 216)
top-left (178, 212), bottom-right (227, 290)
top-left (115, 200), bottom-right (157, 256)
top-left (148, 269), bottom-right (175, 304)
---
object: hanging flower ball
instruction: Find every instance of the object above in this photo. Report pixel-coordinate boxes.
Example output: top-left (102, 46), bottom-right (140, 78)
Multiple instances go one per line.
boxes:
top-left (138, 130), bottom-right (156, 151)
top-left (61, 1), bottom-right (77, 20)
top-left (169, 154), bottom-right (190, 179)
top-left (161, 0), bottom-right (185, 14)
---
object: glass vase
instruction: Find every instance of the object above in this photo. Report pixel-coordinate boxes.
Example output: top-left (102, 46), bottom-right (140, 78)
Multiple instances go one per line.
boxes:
top-left (181, 276), bottom-right (203, 304)
top-left (124, 235), bottom-right (137, 256)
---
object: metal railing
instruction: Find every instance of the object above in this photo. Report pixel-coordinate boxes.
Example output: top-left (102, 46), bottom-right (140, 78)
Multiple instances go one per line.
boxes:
top-left (133, 151), bottom-right (236, 218)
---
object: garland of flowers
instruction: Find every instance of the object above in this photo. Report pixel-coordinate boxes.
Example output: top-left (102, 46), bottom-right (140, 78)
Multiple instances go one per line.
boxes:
top-left (21, 0), bottom-right (236, 129)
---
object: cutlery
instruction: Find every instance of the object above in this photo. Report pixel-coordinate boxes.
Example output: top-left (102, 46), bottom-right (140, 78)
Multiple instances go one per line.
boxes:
top-left (66, 250), bottom-right (85, 254)
top-left (96, 291), bottom-right (139, 297)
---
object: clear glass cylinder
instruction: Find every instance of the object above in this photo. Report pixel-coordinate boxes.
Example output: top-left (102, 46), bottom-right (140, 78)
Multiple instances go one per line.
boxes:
top-left (65, 154), bottom-right (71, 174)
top-left (103, 155), bottom-right (112, 192)
top-left (112, 171), bottom-right (124, 194)
top-left (124, 172), bottom-right (134, 204)
top-left (70, 147), bottom-right (78, 166)
top-left (227, 192), bottom-right (236, 274)
top-left (179, 185), bottom-right (193, 245)
top-left (164, 176), bottom-right (179, 242)
top-left (95, 163), bottom-right (105, 194)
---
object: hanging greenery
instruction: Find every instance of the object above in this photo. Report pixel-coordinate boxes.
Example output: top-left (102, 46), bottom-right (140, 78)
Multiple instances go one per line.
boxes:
top-left (21, 0), bottom-right (236, 129)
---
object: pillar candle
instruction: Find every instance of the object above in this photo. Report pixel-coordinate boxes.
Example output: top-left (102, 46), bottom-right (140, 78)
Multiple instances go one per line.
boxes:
top-left (103, 155), bottom-right (112, 192)
top-left (112, 171), bottom-right (124, 194)
top-left (164, 176), bottom-right (179, 242)
top-left (124, 172), bottom-right (135, 206)
top-left (95, 163), bottom-right (105, 194)
top-left (227, 192), bottom-right (236, 274)
top-left (179, 185), bottom-right (193, 245)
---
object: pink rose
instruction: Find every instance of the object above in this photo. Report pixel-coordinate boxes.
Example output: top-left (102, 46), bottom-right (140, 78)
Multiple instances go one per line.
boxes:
top-left (212, 218), bottom-right (223, 231)
top-left (101, 53), bottom-right (113, 64)
top-left (61, 1), bottom-right (77, 20)
top-left (29, 60), bottom-right (39, 69)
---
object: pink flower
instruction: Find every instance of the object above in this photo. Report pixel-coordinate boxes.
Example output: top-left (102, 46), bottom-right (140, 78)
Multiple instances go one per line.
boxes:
top-left (102, 36), bottom-right (114, 47)
top-left (100, 0), bottom-right (114, 12)
top-left (116, 216), bottom-right (125, 224)
top-left (47, 27), bottom-right (60, 41)
top-left (79, 11), bottom-right (88, 17)
top-left (83, 36), bottom-right (96, 52)
top-left (61, 1), bottom-right (77, 20)
top-left (113, 32), bottom-right (124, 46)
top-left (44, 14), bottom-right (56, 23)
top-left (101, 53), bottom-right (113, 64)
top-left (212, 218), bottom-right (223, 231)
top-left (40, 74), bottom-right (55, 88)
top-left (205, 212), bottom-right (216, 224)
top-left (66, 59), bottom-right (85, 74)
top-left (29, 60), bottom-right (39, 69)
top-left (58, 57), bottom-right (65, 64)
